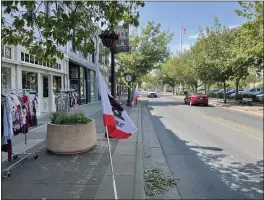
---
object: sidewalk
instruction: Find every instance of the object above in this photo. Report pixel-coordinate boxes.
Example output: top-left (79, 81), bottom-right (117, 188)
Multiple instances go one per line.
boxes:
top-left (1, 99), bottom-right (145, 199)
top-left (208, 98), bottom-right (263, 116)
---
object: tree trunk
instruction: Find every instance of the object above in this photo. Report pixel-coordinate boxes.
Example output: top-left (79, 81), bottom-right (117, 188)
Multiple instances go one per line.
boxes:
top-left (204, 81), bottom-right (207, 94)
top-left (195, 82), bottom-right (198, 93)
top-left (223, 81), bottom-right (227, 104)
top-left (172, 85), bottom-right (175, 95)
top-left (235, 78), bottom-right (240, 100)
top-left (191, 84), bottom-right (194, 92)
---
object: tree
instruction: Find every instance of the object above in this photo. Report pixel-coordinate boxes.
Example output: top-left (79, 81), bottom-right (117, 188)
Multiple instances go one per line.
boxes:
top-left (156, 57), bottom-right (183, 95)
top-left (116, 21), bottom-right (173, 78)
top-left (1, 1), bottom-right (145, 63)
top-left (235, 1), bottom-right (264, 74)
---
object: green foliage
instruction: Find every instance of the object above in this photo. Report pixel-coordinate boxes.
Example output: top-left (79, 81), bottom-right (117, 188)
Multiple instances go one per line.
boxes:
top-left (156, 3), bottom-right (262, 100)
top-left (116, 21), bottom-right (173, 79)
top-left (144, 168), bottom-right (176, 197)
top-left (50, 112), bottom-right (92, 125)
top-left (1, 1), bottom-right (145, 60)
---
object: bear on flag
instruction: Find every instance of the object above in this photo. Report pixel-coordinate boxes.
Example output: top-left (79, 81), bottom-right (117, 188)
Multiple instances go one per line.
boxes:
top-left (96, 67), bottom-right (138, 139)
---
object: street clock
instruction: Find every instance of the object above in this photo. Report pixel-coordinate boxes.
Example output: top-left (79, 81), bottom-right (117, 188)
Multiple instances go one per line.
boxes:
top-left (125, 73), bottom-right (132, 82)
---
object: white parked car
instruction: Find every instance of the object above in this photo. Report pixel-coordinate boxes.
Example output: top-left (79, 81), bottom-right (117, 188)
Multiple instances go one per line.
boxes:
top-left (240, 88), bottom-right (263, 95)
top-left (147, 89), bottom-right (158, 98)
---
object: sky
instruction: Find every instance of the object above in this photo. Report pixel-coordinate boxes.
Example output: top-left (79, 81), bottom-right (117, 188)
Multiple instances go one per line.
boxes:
top-left (137, 1), bottom-right (246, 55)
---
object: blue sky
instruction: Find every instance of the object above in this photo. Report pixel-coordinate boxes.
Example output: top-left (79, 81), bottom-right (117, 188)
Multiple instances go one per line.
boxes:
top-left (137, 1), bottom-right (246, 55)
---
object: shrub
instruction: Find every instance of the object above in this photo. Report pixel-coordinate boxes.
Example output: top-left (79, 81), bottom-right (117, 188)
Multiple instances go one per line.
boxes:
top-left (50, 112), bottom-right (92, 125)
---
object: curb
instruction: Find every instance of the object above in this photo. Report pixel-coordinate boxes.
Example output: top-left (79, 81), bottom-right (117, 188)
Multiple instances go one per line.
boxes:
top-left (134, 101), bottom-right (146, 199)
top-left (209, 103), bottom-right (263, 117)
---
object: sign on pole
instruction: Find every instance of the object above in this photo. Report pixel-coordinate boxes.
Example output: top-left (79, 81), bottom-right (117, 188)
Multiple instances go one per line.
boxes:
top-left (115, 25), bottom-right (129, 54)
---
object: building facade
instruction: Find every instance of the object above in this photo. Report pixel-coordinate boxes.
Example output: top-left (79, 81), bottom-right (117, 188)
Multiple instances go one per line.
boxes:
top-left (1, 2), bottom-right (109, 116)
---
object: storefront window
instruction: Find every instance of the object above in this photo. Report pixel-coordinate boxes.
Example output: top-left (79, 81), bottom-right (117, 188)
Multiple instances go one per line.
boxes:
top-left (43, 76), bottom-right (49, 97)
top-left (1, 67), bottom-right (12, 89)
top-left (90, 70), bottom-right (95, 100)
top-left (5, 47), bottom-right (11, 59)
top-left (22, 71), bottom-right (38, 92)
top-left (80, 67), bottom-right (86, 99)
top-left (53, 76), bottom-right (61, 93)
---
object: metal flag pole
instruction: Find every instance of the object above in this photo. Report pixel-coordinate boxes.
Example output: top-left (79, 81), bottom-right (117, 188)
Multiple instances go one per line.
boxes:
top-left (180, 26), bottom-right (182, 53)
top-left (105, 127), bottom-right (118, 200)
top-left (179, 26), bottom-right (182, 94)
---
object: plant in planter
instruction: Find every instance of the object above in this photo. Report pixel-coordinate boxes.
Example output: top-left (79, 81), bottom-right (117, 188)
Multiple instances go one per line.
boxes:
top-left (46, 112), bottom-right (97, 154)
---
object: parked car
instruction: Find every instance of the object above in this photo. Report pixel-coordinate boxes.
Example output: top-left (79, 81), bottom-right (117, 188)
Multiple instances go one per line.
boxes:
top-left (216, 88), bottom-right (233, 94)
top-left (240, 88), bottom-right (263, 95)
top-left (147, 89), bottom-right (158, 98)
top-left (254, 91), bottom-right (263, 95)
top-left (184, 92), bottom-right (208, 106)
top-left (256, 92), bottom-right (264, 101)
top-left (230, 89), bottom-right (245, 97)
top-left (139, 89), bottom-right (145, 95)
top-left (226, 89), bottom-right (236, 95)
top-left (198, 88), bottom-right (206, 93)
top-left (208, 89), bottom-right (219, 93)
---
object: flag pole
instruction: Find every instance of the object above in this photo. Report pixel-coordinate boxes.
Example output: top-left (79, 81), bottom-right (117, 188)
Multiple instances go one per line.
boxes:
top-left (180, 26), bottom-right (182, 53)
top-left (105, 127), bottom-right (118, 200)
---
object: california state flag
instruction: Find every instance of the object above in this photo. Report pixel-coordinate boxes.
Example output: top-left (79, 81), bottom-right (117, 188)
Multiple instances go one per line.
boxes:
top-left (130, 84), bottom-right (140, 107)
top-left (96, 67), bottom-right (138, 139)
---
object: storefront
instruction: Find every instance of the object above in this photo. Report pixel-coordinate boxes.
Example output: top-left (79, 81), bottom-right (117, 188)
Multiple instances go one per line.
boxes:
top-left (69, 61), bottom-right (98, 104)
top-left (1, 67), bottom-right (12, 90)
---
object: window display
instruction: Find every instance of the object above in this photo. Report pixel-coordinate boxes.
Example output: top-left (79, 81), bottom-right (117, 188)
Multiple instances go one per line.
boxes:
top-left (80, 67), bottom-right (86, 99)
top-left (53, 76), bottom-right (61, 93)
top-left (1, 67), bottom-right (12, 89)
top-left (22, 71), bottom-right (38, 92)
top-left (90, 70), bottom-right (95, 100)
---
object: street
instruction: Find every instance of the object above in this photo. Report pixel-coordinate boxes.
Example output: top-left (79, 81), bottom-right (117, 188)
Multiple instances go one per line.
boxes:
top-left (145, 94), bottom-right (263, 199)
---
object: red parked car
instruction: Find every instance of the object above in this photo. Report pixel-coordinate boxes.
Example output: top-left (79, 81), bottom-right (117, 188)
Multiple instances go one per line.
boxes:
top-left (184, 92), bottom-right (209, 106)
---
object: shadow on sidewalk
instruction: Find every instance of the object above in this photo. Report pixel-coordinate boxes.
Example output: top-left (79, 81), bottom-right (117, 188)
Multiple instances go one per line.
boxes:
top-left (144, 100), bottom-right (263, 199)
top-left (1, 110), bottom-right (118, 200)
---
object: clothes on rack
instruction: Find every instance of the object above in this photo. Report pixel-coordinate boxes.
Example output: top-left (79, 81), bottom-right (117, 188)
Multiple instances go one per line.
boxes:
top-left (56, 90), bottom-right (79, 109)
top-left (69, 91), bottom-right (79, 108)
top-left (1, 91), bottom-right (39, 162)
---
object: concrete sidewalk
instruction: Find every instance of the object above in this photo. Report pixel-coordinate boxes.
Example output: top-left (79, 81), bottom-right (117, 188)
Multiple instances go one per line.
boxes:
top-left (1, 100), bottom-right (145, 199)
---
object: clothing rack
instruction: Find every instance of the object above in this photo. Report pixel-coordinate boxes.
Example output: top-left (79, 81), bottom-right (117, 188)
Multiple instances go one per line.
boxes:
top-left (1, 89), bottom-right (39, 180)
top-left (55, 89), bottom-right (79, 113)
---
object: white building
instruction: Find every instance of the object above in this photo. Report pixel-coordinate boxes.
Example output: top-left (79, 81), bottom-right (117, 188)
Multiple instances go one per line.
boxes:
top-left (1, 2), bottom-right (109, 116)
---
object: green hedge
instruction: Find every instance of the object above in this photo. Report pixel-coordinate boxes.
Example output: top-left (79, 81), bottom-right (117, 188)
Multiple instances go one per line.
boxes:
top-left (50, 112), bottom-right (92, 125)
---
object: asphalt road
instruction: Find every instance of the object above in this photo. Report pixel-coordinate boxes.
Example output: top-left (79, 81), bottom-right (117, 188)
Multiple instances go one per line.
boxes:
top-left (146, 94), bottom-right (263, 199)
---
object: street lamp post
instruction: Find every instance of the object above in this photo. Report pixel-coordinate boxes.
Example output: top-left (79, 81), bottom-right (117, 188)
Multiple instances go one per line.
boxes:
top-left (99, 30), bottom-right (120, 98)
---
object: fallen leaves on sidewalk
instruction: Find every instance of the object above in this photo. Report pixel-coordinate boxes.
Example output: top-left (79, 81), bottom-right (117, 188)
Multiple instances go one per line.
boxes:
top-left (144, 152), bottom-right (151, 158)
top-left (144, 168), bottom-right (176, 197)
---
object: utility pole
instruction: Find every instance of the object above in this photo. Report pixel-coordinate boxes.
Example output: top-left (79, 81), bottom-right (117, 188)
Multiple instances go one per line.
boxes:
top-left (110, 48), bottom-right (116, 98)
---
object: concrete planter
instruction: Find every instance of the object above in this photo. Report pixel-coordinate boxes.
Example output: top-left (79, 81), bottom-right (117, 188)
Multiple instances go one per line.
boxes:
top-left (46, 120), bottom-right (97, 154)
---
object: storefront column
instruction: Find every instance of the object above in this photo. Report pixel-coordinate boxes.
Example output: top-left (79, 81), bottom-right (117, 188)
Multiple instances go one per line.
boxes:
top-left (16, 65), bottom-right (22, 89)
top-left (36, 72), bottom-right (42, 116)
top-left (61, 75), bottom-right (64, 89)
top-left (10, 66), bottom-right (16, 89)
top-left (48, 74), bottom-right (55, 112)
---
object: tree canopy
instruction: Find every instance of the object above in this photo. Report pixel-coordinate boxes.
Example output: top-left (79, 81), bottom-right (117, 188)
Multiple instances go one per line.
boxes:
top-left (116, 21), bottom-right (173, 80)
top-left (156, 2), bottom-right (263, 102)
top-left (1, 1), bottom-right (145, 63)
